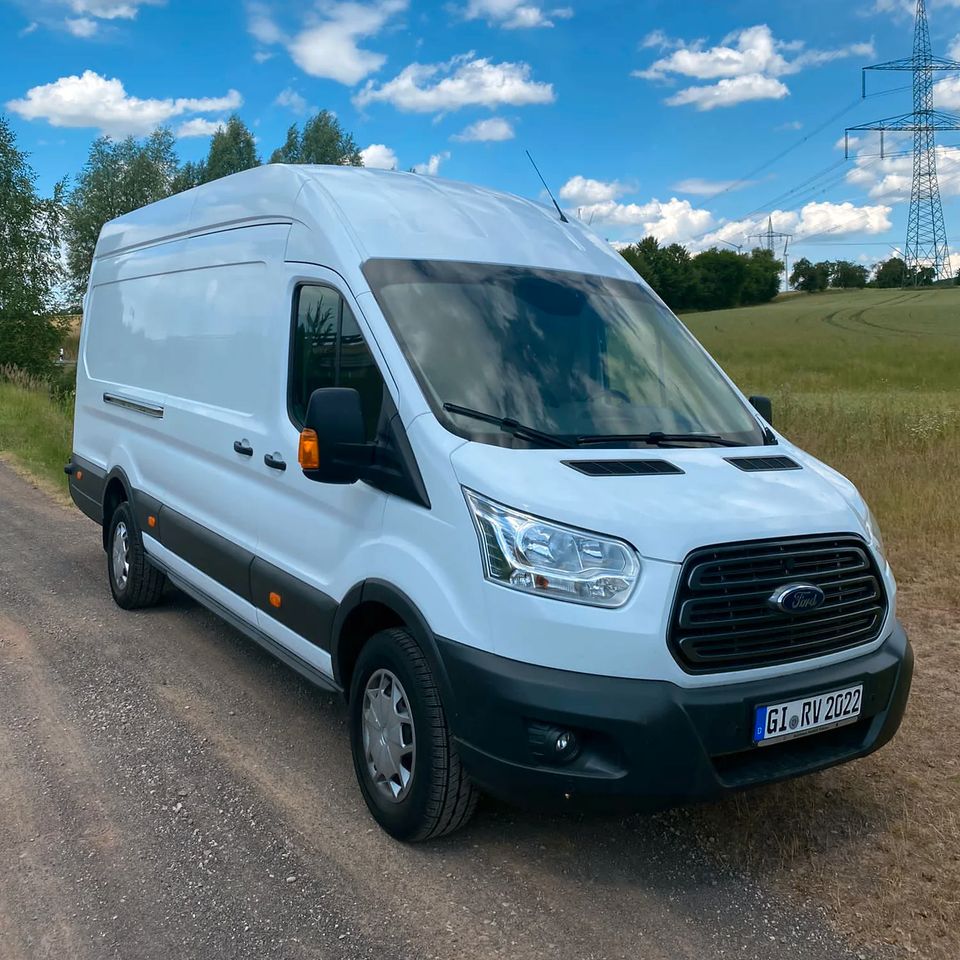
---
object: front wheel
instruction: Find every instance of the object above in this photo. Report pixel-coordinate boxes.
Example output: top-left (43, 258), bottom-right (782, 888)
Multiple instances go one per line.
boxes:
top-left (107, 501), bottom-right (166, 610)
top-left (349, 628), bottom-right (478, 841)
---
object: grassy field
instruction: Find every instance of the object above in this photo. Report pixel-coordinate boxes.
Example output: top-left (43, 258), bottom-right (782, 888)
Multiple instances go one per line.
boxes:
top-left (683, 287), bottom-right (960, 960)
top-left (1, 288), bottom-right (958, 957)
top-left (0, 369), bottom-right (73, 500)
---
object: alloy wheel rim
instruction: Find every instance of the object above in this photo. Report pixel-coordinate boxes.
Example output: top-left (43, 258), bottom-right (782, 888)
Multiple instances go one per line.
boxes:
top-left (112, 520), bottom-right (130, 590)
top-left (361, 668), bottom-right (416, 803)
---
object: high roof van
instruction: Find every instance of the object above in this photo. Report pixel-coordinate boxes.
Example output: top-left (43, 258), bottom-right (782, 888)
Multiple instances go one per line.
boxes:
top-left (68, 165), bottom-right (912, 840)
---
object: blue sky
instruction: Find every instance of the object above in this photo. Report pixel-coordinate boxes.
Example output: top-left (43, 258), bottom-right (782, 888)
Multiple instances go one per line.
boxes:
top-left (4, 0), bottom-right (960, 272)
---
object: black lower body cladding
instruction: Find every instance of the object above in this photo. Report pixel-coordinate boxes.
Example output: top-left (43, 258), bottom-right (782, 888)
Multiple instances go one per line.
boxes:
top-left (438, 624), bottom-right (912, 812)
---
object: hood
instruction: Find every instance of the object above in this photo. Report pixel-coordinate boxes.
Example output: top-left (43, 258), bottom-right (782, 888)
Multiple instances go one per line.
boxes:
top-left (449, 442), bottom-right (868, 564)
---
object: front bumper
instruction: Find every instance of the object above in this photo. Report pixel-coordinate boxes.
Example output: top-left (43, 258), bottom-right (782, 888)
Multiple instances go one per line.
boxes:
top-left (438, 623), bottom-right (912, 811)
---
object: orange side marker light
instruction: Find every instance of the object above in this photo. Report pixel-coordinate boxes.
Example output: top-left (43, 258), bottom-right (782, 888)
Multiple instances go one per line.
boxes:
top-left (75, 470), bottom-right (84, 481)
top-left (298, 428), bottom-right (320, 470)
top-left (147, 515), bottom-right (157, 528)
top-left (269, 592), bottom-right (282, 609)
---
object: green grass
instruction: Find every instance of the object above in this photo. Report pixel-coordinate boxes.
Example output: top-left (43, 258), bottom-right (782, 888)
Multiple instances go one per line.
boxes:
top-left (685, 286), bottom-right (960, 600)
top-left (0, 372), bottom-right (73, 496)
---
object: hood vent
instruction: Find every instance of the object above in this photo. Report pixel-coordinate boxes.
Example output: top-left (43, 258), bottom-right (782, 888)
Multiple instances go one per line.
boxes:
top-left (563, 459), bottom-right (684, 477)
top-left (725, 455), bottom-right (801, 472)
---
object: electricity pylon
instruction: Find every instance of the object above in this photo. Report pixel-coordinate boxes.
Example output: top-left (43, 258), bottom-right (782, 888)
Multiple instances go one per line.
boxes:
top-left (846, 0), bottom-right (960, 283)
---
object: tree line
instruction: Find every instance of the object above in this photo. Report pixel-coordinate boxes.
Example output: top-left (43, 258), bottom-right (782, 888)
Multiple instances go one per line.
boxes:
top-left (618, 238), bottom-right (784, 312)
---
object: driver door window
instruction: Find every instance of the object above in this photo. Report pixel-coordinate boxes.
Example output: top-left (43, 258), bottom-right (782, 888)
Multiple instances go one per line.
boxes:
top-left (290, 285), bottom-right (384, 440)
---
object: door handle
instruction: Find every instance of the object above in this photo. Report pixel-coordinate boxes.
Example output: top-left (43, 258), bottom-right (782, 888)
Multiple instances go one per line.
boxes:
top-left (264, 452), bottom-right (286, 471)
top-left (233, 439), bottom-right (253, 456)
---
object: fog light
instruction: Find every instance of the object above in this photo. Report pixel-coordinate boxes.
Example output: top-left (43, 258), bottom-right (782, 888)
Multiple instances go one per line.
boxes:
top-left (528, 722), bottom-right (580, 765)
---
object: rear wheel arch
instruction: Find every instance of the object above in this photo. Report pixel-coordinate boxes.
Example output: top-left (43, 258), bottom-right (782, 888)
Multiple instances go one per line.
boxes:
top-left (332, 581), bottom-right (455, 713)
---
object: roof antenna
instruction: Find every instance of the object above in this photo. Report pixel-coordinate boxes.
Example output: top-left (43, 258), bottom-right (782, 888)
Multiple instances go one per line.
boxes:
top-left (525, 150), bottom-right (568, 223)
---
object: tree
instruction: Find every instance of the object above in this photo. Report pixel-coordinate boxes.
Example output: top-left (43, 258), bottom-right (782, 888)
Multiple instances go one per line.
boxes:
top-left (789, 257), bottom-right (829, 293)
top-left (692, 248), bottom-right (747, 310)
top-left (269, 111), bottom-right (362, 166)
top-left (0, 116), bottom-right (68, 374)
top-left (656, 243), bottom-right (698, 311)
top-left (741, 248), bottom-right (783, 305)
top-left (64, 128), bottom-right (180, 298)
top-left (201, 115), bottom-right (259, 183)
top-left (875, 257), bottom-right (906, 288)
top-left (171, 159), bottom-right (205, 194)
top-left (620, 237), bottom-right (662, 296)
top-left (830, 260), bottom-right (869, 289)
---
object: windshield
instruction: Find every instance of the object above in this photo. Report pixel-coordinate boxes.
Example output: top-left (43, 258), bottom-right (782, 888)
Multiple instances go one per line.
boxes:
top-left (363, 259), bottom-right (767, 448)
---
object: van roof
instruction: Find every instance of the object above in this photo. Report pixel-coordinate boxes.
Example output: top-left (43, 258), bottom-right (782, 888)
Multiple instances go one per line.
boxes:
top-left (94, 164), bottom-right (636, 286)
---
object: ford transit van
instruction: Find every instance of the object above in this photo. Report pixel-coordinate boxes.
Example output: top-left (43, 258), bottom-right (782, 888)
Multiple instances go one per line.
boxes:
top-left (68, 165), bottom-right (913, 840)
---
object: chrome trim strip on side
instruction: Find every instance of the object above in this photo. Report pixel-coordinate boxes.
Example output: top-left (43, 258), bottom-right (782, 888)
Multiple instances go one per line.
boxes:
top-left (102, 392), bottom-right (164, 418)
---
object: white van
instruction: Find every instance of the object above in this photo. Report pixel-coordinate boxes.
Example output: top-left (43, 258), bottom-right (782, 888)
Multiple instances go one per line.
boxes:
top-left (68, 165), bottom-right (912, 840)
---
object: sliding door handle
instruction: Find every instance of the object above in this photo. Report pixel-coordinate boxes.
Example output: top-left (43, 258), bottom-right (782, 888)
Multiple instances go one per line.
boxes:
top-left (264, 452), bottom-right (286, 471)
top-left (233, 439), bottom-right (253, 456)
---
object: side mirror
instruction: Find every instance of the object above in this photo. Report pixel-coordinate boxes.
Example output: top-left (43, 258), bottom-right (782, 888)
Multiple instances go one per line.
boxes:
top-left (748, 395), bottom-right (773, 426)
top-left (299, 387), bottom-right (372, 484)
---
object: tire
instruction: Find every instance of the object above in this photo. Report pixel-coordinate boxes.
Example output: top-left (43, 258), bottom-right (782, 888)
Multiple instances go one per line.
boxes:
top-left (349, 628), bottom-right (478, 841)
top-left (107, 501), bottom-right (166, 610)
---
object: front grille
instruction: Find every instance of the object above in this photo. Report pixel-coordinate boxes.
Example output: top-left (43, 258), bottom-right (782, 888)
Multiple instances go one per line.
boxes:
top-left (668, 535), bottom-right (887, 672)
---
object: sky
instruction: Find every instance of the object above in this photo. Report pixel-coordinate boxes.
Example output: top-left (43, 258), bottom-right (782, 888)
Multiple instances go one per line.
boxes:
top-left (4, 0), bottom-right (960, 274)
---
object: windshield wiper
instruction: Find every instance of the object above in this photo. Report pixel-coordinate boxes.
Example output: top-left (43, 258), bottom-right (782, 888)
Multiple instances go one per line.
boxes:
top-left (574, 431), bottom-right (747, 448)
top-left (442, 403), bottom-right (575, 449)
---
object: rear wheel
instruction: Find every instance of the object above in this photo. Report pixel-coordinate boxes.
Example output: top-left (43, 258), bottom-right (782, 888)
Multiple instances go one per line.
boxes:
top-left (349, 628), bottom-right (478, 841)
top-left (107, 501), bottom-right (166, 609)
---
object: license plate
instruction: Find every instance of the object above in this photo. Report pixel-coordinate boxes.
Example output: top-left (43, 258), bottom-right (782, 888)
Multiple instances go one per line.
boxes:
top-left (753, 684), bottom-right (863, 746)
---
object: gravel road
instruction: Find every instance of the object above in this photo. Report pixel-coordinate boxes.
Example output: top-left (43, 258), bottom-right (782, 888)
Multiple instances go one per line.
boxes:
top-left (0, 461), bottom-right (880, 960)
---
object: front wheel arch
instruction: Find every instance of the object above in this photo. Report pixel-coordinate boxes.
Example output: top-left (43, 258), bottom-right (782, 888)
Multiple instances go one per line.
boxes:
top-left (332, 581), bottom-right (456, 716)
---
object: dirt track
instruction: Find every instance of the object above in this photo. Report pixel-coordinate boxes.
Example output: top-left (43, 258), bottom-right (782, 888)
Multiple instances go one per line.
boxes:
top-left (0, 462), bottom-right (883, 960)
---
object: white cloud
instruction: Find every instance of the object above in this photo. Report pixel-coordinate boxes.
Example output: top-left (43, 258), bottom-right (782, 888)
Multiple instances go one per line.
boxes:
top-left (776, 119), bottom-right (803, 131)
top-left (559, 175), bottom-right (627, 205)
top-left (360, 142), bottom-right (398, 168)
top-left (253, 50), bottom-right (273, 63)
top-left (672, 177), bottom-right (753, 195)
top-left (666, 74), bottom-right (789, 110)
top-left (19, 21), bottom-right (39, 35)
top-left (636, 24), bottom-right (873, 110)
top-left (274, 87), bottom-right (314, 115)
top-left (6, 71), bottom-right (243, 137)
top-left (354, 52), bottom-right (554, 113)
top-left (452, 116), bottom-right (515, 141)
top-left (577, 195), bottom-right (715, 244)
top-left (64, 16), bottom-right (98, 35)
top-left (935, 75), bottom-right (960, 111)
top-left (175, 117), bottom-right (224, 138)
top-left (247, 0), bottom-right (407, 85)
top-left (951, 34), bottom-right (960, 61)
top-left (464, 0), bottom-right (573, 29)
top-left (69, 0), bottom-right (160, 19)
top-left (846, 140), bottom-right (960, 201)
top-left (640, 29), bottom-right (684, 51)
top-left (794, 200), bottom-right (892, 237)
top-left (413, 151), bottom-right (450, 175)
top-left (697, 201), bottom-right (892, 250)
top-left (865, 0), bottom-right (960, 18)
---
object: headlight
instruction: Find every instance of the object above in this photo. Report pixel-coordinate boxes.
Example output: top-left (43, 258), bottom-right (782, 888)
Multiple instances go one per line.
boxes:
top-left (464, 489), bottom-right (640, 607)
top-left (864, 504), bottom-right (886, 560)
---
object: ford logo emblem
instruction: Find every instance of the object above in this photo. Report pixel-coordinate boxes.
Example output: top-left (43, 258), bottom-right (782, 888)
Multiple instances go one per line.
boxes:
top-left (768, 583), bottom-right (826, 614)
